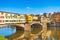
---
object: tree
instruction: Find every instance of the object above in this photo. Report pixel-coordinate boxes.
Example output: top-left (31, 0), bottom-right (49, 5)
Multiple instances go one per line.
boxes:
top-left (0, 34), bottom-right (8, 40)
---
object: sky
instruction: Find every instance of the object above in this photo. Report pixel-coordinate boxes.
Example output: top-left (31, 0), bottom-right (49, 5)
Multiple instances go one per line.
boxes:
top-left (0, 0), bottom-right (60, 14)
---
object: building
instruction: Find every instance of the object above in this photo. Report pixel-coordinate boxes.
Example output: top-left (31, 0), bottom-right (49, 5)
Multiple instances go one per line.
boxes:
top-left (0, 12), bottom-right (5, 24)
top-left (51, 12), bottom-right (60, 22)
top-left (41, 15), bottom-right (47, 23)
top-left (20, 15), bottom-right (26, 23)
top-left (0, 11), bottom-right (22, 24)
top-left (25, 14), bottom-right (32, 23)
top-left (4, 12), bottom-right (18, 23)
top-left (51, 12), bottom-right (60, 27)
top-left (32, 15), bottom-right (39, 21)
top-left (43, 13), bottom-right (47, 17)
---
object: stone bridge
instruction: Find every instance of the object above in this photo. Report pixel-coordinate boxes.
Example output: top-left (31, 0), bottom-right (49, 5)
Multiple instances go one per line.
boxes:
top-left (1, 21), bottom-right (42, 29)
top-left (0, 21), bottom-right (43, 40)
top-left (0, 21), bottom-right (42, 31)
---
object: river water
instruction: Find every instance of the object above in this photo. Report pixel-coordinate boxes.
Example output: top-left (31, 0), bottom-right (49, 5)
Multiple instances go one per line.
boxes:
top-left (0, 25), bottom-right (16, 36)
top-left (31, 23), bottom-right (60, 40)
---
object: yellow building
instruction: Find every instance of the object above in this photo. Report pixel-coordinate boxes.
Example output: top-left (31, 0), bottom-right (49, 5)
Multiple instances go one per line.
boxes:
top-left (27, 16), bottom-right (32, 23)
top-left (25, 14), bottom-right (32, 23)
top-left (32, 16), bottom-right (38, 21)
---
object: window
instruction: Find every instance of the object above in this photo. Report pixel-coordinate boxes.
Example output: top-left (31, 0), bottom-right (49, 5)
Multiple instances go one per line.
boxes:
top-left (13, 20), bottom-right (15, 22)
top-left (1, 12), bottom-right (3, 15)
top-left (0, 16), bottom-right (4, 18)
top-left (13, 20), bottom-right (16, 22)
top-left (19, 20), bottom-right (20, 22)
top-left (2, 20), bottom-right (4, 22)
top-left (0, 12), bottom-right (4, 15)
top-left (5, 20), bottom-right (8, 22)
top-left (8, 14), bottom-right (10, 16)
top-left (0, 20), bottom-right (2, 22)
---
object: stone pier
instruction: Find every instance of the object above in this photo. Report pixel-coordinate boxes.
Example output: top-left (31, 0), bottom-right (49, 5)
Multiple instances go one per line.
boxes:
top-left (24, 23), bottom-right (31, 40)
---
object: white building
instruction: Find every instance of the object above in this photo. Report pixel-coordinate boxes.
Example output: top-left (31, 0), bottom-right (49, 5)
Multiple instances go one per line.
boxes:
top-left (20, 15), bottom-right (26, 23)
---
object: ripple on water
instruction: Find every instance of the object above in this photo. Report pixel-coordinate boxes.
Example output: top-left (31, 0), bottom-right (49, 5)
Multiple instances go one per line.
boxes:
top-left (34, 38), bottom-right (57, 40)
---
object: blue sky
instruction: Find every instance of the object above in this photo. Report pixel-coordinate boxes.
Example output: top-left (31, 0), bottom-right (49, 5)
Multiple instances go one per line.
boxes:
top-left (0, 0), bottom-right (60, 14)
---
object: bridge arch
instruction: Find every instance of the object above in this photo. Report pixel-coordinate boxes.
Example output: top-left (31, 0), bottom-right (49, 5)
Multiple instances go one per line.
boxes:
top-left (3, 24), bottom-right (25, 40)
top-left (30, 21), bottom-right (42, 25)
top-left (31, 22), bottom-right (42, 34)
top-left (5, 24), bottom-right (25, 32)
top-left (5, 23), bottom-right (25, 28)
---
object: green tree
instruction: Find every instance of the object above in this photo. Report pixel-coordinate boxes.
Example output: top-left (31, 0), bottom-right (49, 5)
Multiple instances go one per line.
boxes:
top-left (0, 35), bottom-right (8, 40)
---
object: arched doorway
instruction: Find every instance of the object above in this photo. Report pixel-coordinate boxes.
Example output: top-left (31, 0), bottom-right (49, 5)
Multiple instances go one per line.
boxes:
top-left (31, 23), bottom-right (42, 34)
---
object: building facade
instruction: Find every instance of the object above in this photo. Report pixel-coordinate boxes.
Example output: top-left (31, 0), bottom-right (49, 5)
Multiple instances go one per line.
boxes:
top-left (0, 11), bottom-right (26, 24)
top-left (51, 12), bottom-right (60, 27)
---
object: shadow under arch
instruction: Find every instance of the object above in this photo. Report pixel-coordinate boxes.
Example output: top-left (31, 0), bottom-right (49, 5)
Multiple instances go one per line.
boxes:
top-left (31, 23), bottom-right (42, 34)
top-left (8, 24), bottom-right (24, 31)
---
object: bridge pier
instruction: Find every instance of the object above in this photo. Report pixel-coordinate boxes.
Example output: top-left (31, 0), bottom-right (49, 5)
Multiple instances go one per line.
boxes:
top-left (24, 23), bottom-right (31, 40)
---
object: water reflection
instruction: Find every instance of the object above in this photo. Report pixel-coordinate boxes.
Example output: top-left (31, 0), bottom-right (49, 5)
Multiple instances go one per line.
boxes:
top-left (47, 22), bottom-right (60, 40)
top-left (34, 37), bottom-right (57, 40)
top-left (31, 23), bottom-right (60, 40)
top-left (0, 25), bottom-right (16, 36)
top-left (31, 24), bottom-right (42, 34)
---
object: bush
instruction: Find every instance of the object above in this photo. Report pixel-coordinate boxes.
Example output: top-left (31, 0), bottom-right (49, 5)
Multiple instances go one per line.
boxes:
top-left (0, 34), bottom-right (8, 40)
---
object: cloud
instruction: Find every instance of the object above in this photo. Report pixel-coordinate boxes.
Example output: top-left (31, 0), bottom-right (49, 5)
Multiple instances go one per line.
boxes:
top-left (26, 6), bottom-right (31, 9)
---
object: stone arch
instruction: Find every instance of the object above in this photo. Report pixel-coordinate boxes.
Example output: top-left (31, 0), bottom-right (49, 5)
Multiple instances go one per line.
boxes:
top-left (31, 22), bottom-right (42, 34)
top-left (31, 23), bottom-right (42, 28)
top-left (4, 24), bottom-right (24, 40)
top-left (30, 21), bottom-right (42, 26)
top-left (7, 24), bottom-right (24, 31)
top-left (5, 23), bottom-right (24, 28)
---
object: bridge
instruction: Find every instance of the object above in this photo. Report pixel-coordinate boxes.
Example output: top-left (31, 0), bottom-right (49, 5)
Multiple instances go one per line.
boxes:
top-left (12, 20), bottom-right (54, 40)
top-left (0, 21), bottom-right (43, 39)
top-left (0, 21), bottom-right (41, 28)
top-left (0, 17), bottom-right (54, 40)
